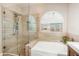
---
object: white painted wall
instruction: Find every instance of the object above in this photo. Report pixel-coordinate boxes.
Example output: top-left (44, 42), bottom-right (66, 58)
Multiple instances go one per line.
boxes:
top-left (68, 4), bottom-right (79, 35)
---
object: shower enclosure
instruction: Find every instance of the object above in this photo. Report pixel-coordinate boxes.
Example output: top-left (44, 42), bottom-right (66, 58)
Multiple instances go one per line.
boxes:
top-left (1, 4), bottom-right (37, 56)
top-left (2, 7), bottom-right (28, 56)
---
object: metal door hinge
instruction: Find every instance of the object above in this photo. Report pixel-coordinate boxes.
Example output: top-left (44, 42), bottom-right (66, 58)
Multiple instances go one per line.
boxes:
top-left (3, 11), bottom-right (5, 14)
top-left (3, 46), bottom-right (6, 49)
top-left (27, 21), bottom-right (29, 23)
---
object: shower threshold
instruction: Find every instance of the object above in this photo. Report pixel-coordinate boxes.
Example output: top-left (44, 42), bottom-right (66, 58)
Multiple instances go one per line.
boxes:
top-left (3, 53), bottom-right (18, 56)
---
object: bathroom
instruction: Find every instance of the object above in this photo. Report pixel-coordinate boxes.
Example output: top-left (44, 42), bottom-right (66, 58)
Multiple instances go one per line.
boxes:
top-left (0, 3), bottom-right (79, 56)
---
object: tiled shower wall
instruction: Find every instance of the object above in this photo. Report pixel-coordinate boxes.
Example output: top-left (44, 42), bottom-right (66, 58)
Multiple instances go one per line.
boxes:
top-left (0, 6), bottom-right (3, 55)
top-left (0, 5), bottom-right (28, 55)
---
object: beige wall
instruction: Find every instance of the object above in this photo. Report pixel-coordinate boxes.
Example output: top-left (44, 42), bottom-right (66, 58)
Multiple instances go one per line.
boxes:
top-left (30, 3), bottom-right (68, 41)
top-left (21, 16), bottom-right (28, 44)
top-left (1, 3), bottom-right (27, 15)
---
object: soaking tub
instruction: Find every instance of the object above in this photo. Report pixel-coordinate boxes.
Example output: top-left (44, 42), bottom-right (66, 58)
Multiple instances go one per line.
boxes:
top-left (31, 41), bottom-right (68, 56)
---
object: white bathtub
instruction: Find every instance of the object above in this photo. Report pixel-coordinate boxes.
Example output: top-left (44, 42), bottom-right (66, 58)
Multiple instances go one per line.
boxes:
top-left (31, 41), bottom-right (68, 56)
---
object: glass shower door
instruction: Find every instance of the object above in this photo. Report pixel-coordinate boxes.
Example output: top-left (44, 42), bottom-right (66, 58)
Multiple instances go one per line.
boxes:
top-left (2, 9), bottom-right (19, 56)
top-left (2, 4), bottom-right (30, 56)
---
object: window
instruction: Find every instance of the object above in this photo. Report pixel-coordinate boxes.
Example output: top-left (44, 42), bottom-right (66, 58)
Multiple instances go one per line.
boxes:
top-left (40, 11), bottom-right (64, 32)
top-left (50, 23), bottom-right (62, 32)
top-left (28, 15), bottom-right (36, 32)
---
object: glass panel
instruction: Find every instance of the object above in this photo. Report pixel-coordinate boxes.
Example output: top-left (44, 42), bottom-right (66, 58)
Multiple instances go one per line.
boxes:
top-left (2, 9), bottom-right (18, 55)
top-left (2, 8), bottom-right (29, 56)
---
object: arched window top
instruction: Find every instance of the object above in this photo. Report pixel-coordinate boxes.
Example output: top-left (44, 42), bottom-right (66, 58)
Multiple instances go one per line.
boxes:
top-left (41, 11), bottom-right (64, 24)
top-left (28, 15), bottom-right (36, 32)
top-left (40, 11), bottom-right (64, 32)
